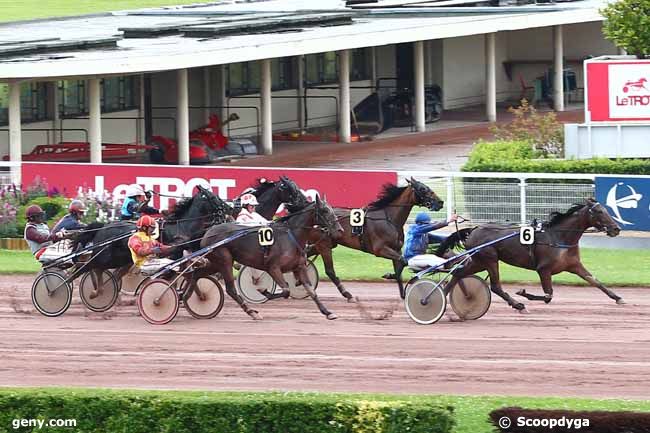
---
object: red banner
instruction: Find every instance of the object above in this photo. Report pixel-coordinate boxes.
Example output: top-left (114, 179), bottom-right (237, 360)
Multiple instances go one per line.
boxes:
top-left (22, 162), bottom-right (397, 210)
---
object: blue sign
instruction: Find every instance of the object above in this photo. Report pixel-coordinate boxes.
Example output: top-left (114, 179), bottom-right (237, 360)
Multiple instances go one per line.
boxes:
top-left (595, 176), bottom-right (650, 231)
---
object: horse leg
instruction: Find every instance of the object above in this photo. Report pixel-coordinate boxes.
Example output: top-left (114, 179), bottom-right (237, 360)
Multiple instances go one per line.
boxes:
top-left (319, 247), bottom-right (354, 302)
top-left (293, 265), bottom-right (337, 320)
top-left (264, 266), bottom-right (292, 300)
top-left (516, 270), bottom-right (554, 303)
top-left (485, 261), bottom-right (527, 312)
top-left (569, 262), bottom-right (624, 304)
top-left (89, 268), bottom-right (104, 299)
top-left (216, 252), bottom-right (262, 320)
top-left (373, 245), bottom-right (407, 299)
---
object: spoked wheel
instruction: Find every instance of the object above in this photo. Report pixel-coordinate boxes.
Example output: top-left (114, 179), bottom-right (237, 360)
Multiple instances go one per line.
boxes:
top-left (31, 270), bottom-right (73, 317)
top-left (449, 275), bottom-right (491, 320)
top-left (236, 266), bottom-right (278, 304)
top-left (119, 272), bottom-right (146, 296)
top-left (79, 270), bottom-right (119, 312)
top-left (181, 276), bottom-right (225, 319)
top-left (404, 280), bottom-right (447, 325)
top-left (137, 278), bottom-right (180, 325)
top-left (283, 260), bottom-right (319, 300)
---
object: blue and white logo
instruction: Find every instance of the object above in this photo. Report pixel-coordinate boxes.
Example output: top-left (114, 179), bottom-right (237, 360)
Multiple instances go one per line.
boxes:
top-left (596, 177), bottom-right (650, 231)
top-left (605, 182), bottom-right (643, 225)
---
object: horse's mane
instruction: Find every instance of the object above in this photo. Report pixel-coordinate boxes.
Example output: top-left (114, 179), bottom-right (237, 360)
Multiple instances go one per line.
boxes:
top-left (546, 202), bottom-right (588, 227)
top-left (167, 196), bottom-right (193, 220)
top-left (368, 183), bottom-right (406, 210)
top-left (250, 179), bottom-right (275, 197)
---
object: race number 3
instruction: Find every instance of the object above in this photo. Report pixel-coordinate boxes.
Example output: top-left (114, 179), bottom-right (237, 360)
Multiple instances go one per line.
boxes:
top-left (258, 227), bottom-right (274, 246)
top-left (520, 226), bottom-right (535, 245)
top-left (350, 209), bottom-right (365, 227)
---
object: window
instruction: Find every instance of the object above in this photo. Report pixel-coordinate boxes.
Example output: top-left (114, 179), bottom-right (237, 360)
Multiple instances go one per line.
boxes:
top-left (305, 52), bottom-right (338, 86)
top-left (227, 58), bottom-right (295, 97)
top-left (58, 76), bottom-right (138, 117)
top-left (351, 48), bottom-right (370, 81)
top-left (0, 82), bottom-right (49, 126)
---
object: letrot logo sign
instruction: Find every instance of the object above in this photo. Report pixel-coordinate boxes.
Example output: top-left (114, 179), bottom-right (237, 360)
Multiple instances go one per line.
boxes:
top-left (609, 64), bottom-right (650, 119)
top-left (596, 177), bottom-right (650, 231)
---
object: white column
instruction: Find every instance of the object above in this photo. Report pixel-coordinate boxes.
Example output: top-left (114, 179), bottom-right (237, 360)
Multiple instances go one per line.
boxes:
top-left (553, 25), bottom-right (564, 112)
top-left (88, 78), bottom-right (102, 164)
top-left (260, 58), bottom-right (273, 155)
top-left (425, 41), bottom-right (433, 86)
top-left (203, 66), bottom-right (211, 124)
top-left (177, 68), bottom-right (190, 165)
top-left (139, 74), bottom-right (145, 144)
top-left (414, 40), bottom-right (426, 132)
top-left (217, 65), bottom-right (227, 126)
top-left (339, 49), bottom-right (351, 143)
top-left (8, 81), bottom-right (21, 185)
top-left (297, 55), bottom-right (305, 131)
top-left (485, 32), bottom-right (497, 122)
top-left (370, 46), bottom-right (378, 89)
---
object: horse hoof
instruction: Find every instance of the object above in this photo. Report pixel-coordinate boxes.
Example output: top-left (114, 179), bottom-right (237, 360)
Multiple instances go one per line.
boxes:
top-left (283, 290), bottom-right (291, 299)
top-left (326, 313), bottom-right (338, 320)
top-left (518, 308), bottom-right (530, 314)
top-left (616, 298), bottom-right (626, 305)
top-left (515, 289), bottom-right (526, 297)
top-left (347, 296), bottom-right (358, 304)
top-left (247, 310), bottom-right (263, 320)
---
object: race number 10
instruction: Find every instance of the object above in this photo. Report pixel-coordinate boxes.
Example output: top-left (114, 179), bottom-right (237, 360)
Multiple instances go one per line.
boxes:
top-left (258, 227), bottom-right (274, 246)
top-left (520, 226), bottom-right (535, 245)
top-left (350, 209), bottom-right (365, 227)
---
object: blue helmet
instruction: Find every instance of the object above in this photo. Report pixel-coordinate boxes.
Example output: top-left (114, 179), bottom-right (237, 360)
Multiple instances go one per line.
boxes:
top-left (415, 212), bottom-right (431, 224)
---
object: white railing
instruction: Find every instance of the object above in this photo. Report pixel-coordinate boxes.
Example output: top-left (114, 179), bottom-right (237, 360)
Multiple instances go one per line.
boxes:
top-left (0, 161), bottom-right (20, 187)
top-left (399, 171), bottom-right (599, 224)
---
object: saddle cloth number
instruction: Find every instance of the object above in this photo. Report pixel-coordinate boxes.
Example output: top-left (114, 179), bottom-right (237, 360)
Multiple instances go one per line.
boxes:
top-left (520, 226), bottom-right (535, 245)
top-left (350, 209), bottom-right (365, 227)
top-left (258, 227), bottom-right (274, 246)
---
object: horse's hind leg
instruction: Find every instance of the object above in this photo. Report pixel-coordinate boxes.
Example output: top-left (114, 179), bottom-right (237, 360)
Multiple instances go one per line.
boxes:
top-left (485, 261), bottom-right (527, 312)
top-left (516, 270), bottom-right (553, 303)
top-left (270, 265), bottom-right (336, 320)
top-left (570, 263), bottom-right (624, 304)
top-left (318, 247), bottom-right (354, 302)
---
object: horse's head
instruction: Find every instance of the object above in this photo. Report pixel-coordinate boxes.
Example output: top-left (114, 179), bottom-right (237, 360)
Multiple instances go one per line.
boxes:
top-left (406, 177), bottom-right (444, 211)
top-left (278, 176), bottom-right (309, 211)
top-left (585, 198), bottom-right (620, 237)
top-left (196, 184), bottom-right (234, 222)
top-left (314, 195), bottom-right (344, 240)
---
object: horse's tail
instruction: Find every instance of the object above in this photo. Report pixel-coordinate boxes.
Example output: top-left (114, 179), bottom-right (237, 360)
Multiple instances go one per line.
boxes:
top-left (436, 227), bottom-right (474, 256)
top-left (72, 222), bottom-right (104, 250)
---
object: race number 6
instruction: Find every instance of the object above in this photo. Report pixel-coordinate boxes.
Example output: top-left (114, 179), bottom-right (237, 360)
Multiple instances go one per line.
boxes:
top-left (520, 226), bottom-right (535, 245)
top-left (350, 209), bottom-right (365, 227)
top-left (258, 227), bottom-right (274, 246)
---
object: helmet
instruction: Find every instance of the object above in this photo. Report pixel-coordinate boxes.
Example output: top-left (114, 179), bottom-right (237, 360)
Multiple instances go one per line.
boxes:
top-left (125, 184), bottom-right (145, 198)
top-left (26, 204), bottom-right (45, 220)
top-left (240, 193), bottom-right (259, 206)
top-left (415, 212), bottom-right (431, 224)
top-left (136, 215), bottom-right (156, 230)
top-left (69, 200), bottom-right (86, 215)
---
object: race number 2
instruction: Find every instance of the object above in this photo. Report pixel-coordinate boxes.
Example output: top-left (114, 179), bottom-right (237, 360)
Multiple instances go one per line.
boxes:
top-left (350, 209), bottom-right (365, 227)
top-left (258, 227), bottom-right (274, 246)
top-left (520, 226), bottom-right (535, 245)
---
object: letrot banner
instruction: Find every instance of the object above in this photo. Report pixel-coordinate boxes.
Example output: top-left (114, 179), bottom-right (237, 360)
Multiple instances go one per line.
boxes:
top-left (21, 162), bottom-right (398, 210)
top-left (595, 176), bottom-right (650, 231)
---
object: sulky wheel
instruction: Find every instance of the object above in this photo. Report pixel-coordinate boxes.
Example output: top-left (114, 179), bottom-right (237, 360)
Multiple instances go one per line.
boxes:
top-left (137, 278), bottom-right (180, 325)
top-left (181, 276), bottom-right (225, 319)
top-left (449, 275), bottom-right (491, 320)
top-left (236, 266), bottom-right (278, 304)
top-left (404, 280), bottom-right (447, 325)
top-left (31, 270), bottom-right (73, 317)
top-left (119, 272), bottom-right (147, 296)
top-left (283, 260), bottom-right (319, 300)
top-left (79, 270), bottom-right (119, 313)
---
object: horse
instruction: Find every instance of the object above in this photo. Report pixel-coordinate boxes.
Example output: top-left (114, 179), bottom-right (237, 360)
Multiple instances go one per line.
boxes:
top-left (306, 177), bottom-right (444, 300)
top-left (71, 185), bottom-right (233, 298)
top-left (246, 176), bottom-right (310, 219)
top-left (436, 198), bottom-right (622, 312)
top-left (190, 196), bottom-right (344, 321)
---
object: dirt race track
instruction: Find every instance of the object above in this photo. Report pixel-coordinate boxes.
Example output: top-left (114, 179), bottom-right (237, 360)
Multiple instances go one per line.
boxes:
top-left (1, 274), bottom-right (649, 399)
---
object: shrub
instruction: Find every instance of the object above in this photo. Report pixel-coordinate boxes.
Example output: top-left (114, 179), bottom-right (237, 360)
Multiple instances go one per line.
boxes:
top-left (15, 196), bottom-right (69, 235)
top-left (601, 0), bottom-right (650, 58)
top-left (0, 389), bottom-right (456, 433)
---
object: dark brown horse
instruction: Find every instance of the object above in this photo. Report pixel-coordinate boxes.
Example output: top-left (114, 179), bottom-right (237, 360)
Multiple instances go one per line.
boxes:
top-left (438, 198), bottom-right (622, 312)
top-left (246, 176), bottom-right (310, 219)
top-left (306, 177), bottom-right (444, 300)
top-left (192, 196), bottom-right (344, 320)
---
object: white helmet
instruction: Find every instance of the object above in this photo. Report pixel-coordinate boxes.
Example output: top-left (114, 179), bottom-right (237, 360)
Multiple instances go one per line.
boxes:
top-left (125, 184), bottom-right (145, 198)
top-left (240, 193), bottom-right (259, 206)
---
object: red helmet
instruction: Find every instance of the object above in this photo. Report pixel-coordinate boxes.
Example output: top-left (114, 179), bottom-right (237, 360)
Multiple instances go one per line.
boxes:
top-left (25, 204), bottom-right (45, 220)
top-left (69, 200), bottom-right (86, 215)
top-left (136, 215), bottom-right (156, 230)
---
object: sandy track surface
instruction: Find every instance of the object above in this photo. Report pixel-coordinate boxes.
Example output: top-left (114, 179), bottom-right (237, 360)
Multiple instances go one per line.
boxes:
top-left (0, 275), bottom-right (648, 398)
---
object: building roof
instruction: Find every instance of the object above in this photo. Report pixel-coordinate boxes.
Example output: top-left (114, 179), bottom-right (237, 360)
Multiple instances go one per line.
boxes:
top-left (0, 0), bottom-right (605, 82)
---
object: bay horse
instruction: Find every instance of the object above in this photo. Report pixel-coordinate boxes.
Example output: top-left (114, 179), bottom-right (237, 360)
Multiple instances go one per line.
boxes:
top-left (437, 198), bottom-right (622, 312)
top-left (191, 196), bottom-right (344, 320)
top-left (246, 176), bottom-right (310, 219)
top-left (306, 177), bottom-right (444, 300)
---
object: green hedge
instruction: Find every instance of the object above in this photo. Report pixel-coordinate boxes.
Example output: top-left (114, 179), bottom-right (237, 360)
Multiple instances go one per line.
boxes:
top-left (14, 196), bottom-right (68, 235)
top-left (0, 389), bottom-right (455, 433)
top-left (462, 140), bottom-right (650, 175)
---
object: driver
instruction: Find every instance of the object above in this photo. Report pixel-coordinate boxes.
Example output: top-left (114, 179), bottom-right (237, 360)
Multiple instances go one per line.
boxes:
top-left (120, 184), bottom-right (160, 221)
top-left (236, 193), bottom-right (268, 225)
top-left (23, 205), bottom-right (66, 260)
top-left (403, 212), bottom-right (458, 270)
top-left (128, 215), bottom-right (175, 275)
top-left (52, 200), bottom-right (87, 237)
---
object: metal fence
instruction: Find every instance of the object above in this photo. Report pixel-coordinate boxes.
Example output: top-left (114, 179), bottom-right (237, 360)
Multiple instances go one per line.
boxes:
top-left (0, 162), bottom-right (20, 188)
top-left (399, 171), bottom-right (595, 225)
